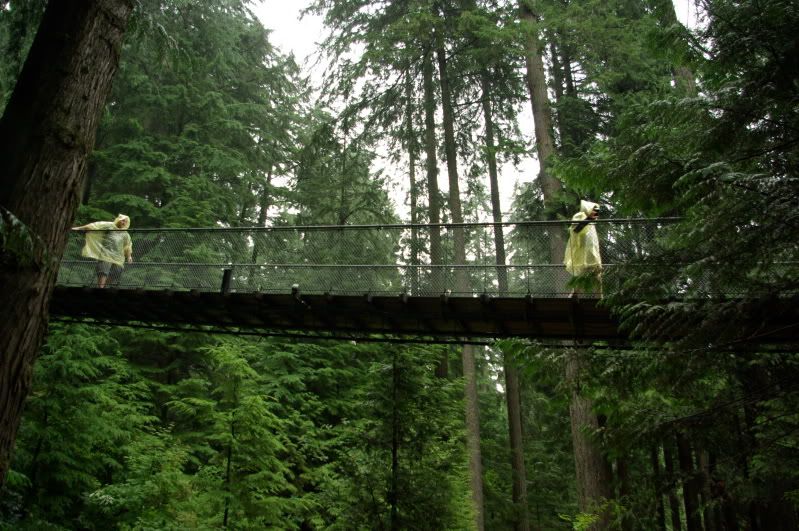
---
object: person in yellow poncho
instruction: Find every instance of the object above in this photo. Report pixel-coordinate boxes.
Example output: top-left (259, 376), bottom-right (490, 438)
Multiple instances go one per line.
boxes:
top-left (72, 214), bottom-right (133, 288)
top-left (564, 200), bottom-right (602, 295)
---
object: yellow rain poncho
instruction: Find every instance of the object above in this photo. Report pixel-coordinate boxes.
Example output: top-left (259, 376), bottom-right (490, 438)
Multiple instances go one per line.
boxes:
top-left (80, 220), bottom-right (133, 267)
top-left (564, 200), bottom-right (601, 276)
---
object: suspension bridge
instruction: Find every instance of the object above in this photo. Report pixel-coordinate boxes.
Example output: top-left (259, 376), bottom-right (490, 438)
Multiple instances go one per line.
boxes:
top-left (50, 219), bottom-right (796, 343)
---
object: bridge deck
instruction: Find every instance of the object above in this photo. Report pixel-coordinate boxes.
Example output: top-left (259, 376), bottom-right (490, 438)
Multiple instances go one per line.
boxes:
top-left (54, 220), bottom-right (797, 342)
top-left (50, 287), bottom-right (621, 340)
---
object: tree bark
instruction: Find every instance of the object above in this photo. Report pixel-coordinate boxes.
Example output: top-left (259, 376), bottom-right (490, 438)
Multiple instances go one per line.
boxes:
top-left (709, 452), bottom-right (739, 531)
top-left (422, 47), bottom-right (442, 291)
top-left (520, 0), bottom-right (565, 232)
top-left (650, 445), bottom-right (667, 531)
top-left (405, 72), bottom-right (420, 296)
top-left (248, 166), bottom-right (273, 288)
top-left (422, 46), bottom-right (447, 378)
top-left (462, 343), bottom-right (485, 530)
top-left (436, 28), bottom-right (484, 530)
top-left (617, 457), bottom-right (633, 531)
top-left (521, 5), bottom-right (613, 527)
top-left (257, 166), bottom-right (273, 227)
top-left (0, 0), bottom-right (134, 485)
top-left (565, 354), bottom-right (614, 527)
top-left (435, 41), bottom-right (467, 286)
top-left (650, 0), bottom-right (696, 95)
top-left (480, 72), bottom-right (529, 531)
top-left (548, 38), bottom-right (567, 151)
top-left (663, 440), bottom-right (684, 531)
top-left (698, 450), bottom-right (716, 531)
top-left (390, 348), bottom-right (400, 530)
top-left (676, 433), bottom-right (703, 531)
top-left (480, 74), bottom-right (509, 295)
top-left (223, 412), bottom-right (235, 528)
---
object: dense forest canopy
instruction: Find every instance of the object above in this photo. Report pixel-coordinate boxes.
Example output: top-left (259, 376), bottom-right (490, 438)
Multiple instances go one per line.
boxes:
top-left (0, 0), bottom-right (797, 529)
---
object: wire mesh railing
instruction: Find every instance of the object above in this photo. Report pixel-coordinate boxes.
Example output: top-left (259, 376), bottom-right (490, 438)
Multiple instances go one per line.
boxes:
top-left (58, 218), bottom-right (680, 297)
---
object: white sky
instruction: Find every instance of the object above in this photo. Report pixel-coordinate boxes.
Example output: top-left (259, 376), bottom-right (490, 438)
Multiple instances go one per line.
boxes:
top-left (252, 1), bottom-right (696, 221)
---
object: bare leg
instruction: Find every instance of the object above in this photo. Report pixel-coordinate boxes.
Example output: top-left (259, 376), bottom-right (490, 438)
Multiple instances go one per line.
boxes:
top-left (97, 274), bottom-right (107, 288)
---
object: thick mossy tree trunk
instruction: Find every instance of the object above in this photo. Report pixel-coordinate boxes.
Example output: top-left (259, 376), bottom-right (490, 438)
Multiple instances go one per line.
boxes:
top-left (0, 0), bottom-right (134, 484)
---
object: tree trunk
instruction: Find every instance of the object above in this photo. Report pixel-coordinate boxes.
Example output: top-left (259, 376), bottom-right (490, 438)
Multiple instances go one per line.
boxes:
top-left (338, 124), bottom-right (350, 226)
top-left (617, 457), bottom-right (633, 531)
top-left (421, 46), bottom-right (447, 379)
top-left (257, 166), bottom-right (273, 227)
top-left (480, 72), bottom-right (529, 531)
top-left (650, 0), bottom-right (696, 94)
top-left (709, 453), bottom-right (739, 531)
top-left (462, 343), bottom-right (485, 530)
top-left (436, 31), bottom-right (484, 530)
top-left (390, 348), bottom-right (400, 530)
top-left (435, 41), bottom-right (467, 285)
top-left (676, 433), bottom-right (702, 531)
top-left (651, 445), bottom-right (667, 531)
top-left (520, 0), bottom-right (564, 229)
top-left (663, 440), bottom-right (684, 531)
top-left (0, 0), bottom-right (134, 485)
top-left (422, 47), bottom-right (442, 296)
top-left (698, 450), bottom-right (715, 531)
top-left (548, 32), bottom-right (583, 157)
top-left (248, 166), bottom-right (272, 289)
top-left (406, 72), bottom-right (420, 296)
top-left (565, 354), bottom-right (614, 527)
top-left (547, 38), bottom-right (567, 151)
top-left (739, 368), bottom-right (799, 531)
top-left (83, 161), bottom-right (97, 206)
top-left (561, 43), bottom-right (576, 99)
top-left (223, 415), bottom-right (235, 528)
top-left (480, 74), bottom-right (509, 295)
top-left (521, 5), bottom-right (613, 527)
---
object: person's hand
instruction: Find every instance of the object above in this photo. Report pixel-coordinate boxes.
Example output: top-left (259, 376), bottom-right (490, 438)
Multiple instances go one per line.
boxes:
top-left (127, 256), bottom-right (133, 264)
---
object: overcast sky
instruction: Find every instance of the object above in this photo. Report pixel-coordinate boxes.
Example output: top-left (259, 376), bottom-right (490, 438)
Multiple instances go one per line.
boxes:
top-left (250, 1), bottom-right (697, 220)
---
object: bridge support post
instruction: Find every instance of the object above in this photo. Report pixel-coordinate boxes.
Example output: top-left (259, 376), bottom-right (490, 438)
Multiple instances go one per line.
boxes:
top-left (221, 268), bottom-right (232, 294)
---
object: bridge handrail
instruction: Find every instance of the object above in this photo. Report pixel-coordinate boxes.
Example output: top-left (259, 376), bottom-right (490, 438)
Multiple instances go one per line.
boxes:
top-left (67, 217), bottom-right (682, 233)
top-left (59, 217), bottom-right (691, 296)
top-left (60, 260), bottom-right (650, 268)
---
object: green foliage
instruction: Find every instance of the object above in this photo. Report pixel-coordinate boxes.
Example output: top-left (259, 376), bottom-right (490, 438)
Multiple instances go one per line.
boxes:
top-left (0, 205), bottom-right (48, 270)
top-left (0, 0), bottom-right (45, 112)
top-left (3, 0), bottom-right (799, 529)
top-left (1, 324), bottom-right (154, 528)
top-left (79, 0), bottom-right (305, 229)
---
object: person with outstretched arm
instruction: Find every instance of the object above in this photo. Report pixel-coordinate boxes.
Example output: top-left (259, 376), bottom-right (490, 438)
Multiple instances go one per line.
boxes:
top-left (72, 214), bottom-right (133, 288)
top-left (564, 200), bottom-right (602, 296)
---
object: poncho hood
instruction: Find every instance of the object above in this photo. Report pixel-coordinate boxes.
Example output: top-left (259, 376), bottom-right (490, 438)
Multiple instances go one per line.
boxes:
top-left (580, 200), bottom-right (599, 216)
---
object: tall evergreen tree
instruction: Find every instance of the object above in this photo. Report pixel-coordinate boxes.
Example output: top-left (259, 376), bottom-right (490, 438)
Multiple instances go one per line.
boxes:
top-left (0, 0), bottom-right (134, 485)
